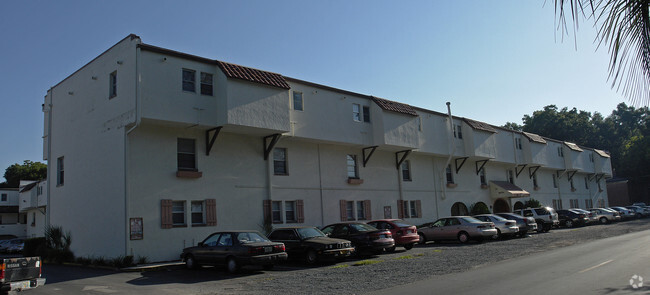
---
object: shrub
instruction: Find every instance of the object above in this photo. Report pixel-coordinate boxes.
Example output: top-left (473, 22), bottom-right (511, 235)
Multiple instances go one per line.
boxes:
top-left (136, 256), bottom-right (149, 265)
top-left (470, 202), bottom-right (491, 215)
top-left (110, 255), bottom-right (134, 268)
top-left (525, 198), bottom-right (542, 208)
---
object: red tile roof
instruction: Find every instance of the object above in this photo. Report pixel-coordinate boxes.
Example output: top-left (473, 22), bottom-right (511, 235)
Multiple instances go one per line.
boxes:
top-left (217, 61), bottom-right (290, 89)
top-left (371, 96), bottom-right (418, 116)
top-left (463, 118), bottom-right (497, 133)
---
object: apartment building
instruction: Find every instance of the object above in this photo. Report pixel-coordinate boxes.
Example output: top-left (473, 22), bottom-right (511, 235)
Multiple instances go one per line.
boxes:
top-left (18, 180), bottom-right (47, 238)
top-left (0, 188), bottom-right (25, 237)
top-left (43, 34), bottom-right (612, 262)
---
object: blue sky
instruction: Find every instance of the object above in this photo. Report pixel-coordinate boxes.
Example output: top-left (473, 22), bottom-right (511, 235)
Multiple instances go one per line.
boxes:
top-left (0, 1), bottom-right (623, 183)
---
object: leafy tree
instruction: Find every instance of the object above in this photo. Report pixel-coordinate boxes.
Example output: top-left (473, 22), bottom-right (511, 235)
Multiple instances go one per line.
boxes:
top-left (502, 122), bottom-right (523, 131)
top-left (1, 160), bottom-right (47, 188)
top-left (554, 0), bottom-right (650, 105)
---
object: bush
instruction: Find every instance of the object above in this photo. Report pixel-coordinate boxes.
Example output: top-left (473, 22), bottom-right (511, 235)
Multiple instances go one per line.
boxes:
top-left (47, 249), bottom-right (74, 264)
top-left (525, 198), bottom-right (542, 208)
top-left (110, 256), bottom-right (134, 268)
top-left (23, 237), bottom-right (47, 257)
top-left (470, 202), bottom-right (491, 215)
top-left (136, 256), bottom-right (149, 265)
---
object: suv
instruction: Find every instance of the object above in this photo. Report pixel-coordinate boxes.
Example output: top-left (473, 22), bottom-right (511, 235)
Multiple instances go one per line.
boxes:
top-left (513, 207), bottom-right (559, 232)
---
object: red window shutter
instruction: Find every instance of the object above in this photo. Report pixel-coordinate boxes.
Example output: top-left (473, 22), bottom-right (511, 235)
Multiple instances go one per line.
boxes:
top-left (364, 200), bottom-right (371, 220)
top-left (161, 199), bottom-right (172, 229)
top-left (296, 200), bottom-right (304, 223)
top-left (416, 200), bottom-right (422, 218)
top-left (263, 200), bottom-right (272, 223)
top-left (340, 200), bottom-right (347, 221)
top-left (206, 199), bottom-right (217, 226)
top-left (397, 200), bottom-right (404, 219)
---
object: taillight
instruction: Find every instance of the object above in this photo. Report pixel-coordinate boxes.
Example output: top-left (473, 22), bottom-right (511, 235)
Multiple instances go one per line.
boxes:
top-left (274, 244), bottom-right (285, 252)
top-left (0, 263), bottom-right (4, 280)
top-left (477, 225), bottom-right (485, 229)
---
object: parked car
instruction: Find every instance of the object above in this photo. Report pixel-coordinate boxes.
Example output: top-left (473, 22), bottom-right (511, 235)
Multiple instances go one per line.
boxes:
top-left (495, 212), bottom-right (537, 237)
top-left (513, 207), bottom-right (559, 232)
top-left (180, 231), bottom-right (288, 273)
top-left (0, 238), bottom-right (23, 253)
top-left (321, 222), bottom-right (394, 255)
top-left (367, 219), bottom-right (419, 251)
top-left (473, 214), bottom-right (519, 239)
top-left (570, 208), bottom-right (598, 224)
top-left (625, 206), bottom-right (649, 218)
top-left (587, 208), bottom-right (621, 224)
top-left (608, 207), bottom-right (636, 220)
top-left (633, 202), bottom-right (647, 207)
top-left (417, 216), bottom-right (497, 244)
top-left (556, 209), bottom-right (589, 228)
top-left (268, 226), bottom-right (354, 264)
top-left (6, 240), bottom-right (24, 254)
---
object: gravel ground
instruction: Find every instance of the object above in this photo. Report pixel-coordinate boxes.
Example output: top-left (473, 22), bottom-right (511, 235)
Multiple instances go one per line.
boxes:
top-left (196, 219), bottom-right (650, 295)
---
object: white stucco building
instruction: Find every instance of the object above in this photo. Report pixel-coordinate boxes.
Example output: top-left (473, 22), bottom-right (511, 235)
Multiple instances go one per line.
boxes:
top-left (43, 34), bottom-right (612, 262)
top-left (0, 188), bottom-right (25, 237)
top-left (18, 180), bottom-right (47, 238)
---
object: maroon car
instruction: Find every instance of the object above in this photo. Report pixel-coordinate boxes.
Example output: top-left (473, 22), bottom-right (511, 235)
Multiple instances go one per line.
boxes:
top-left (321, 222), bottom-right (394, 255)
top-left (367, 219), bottom-right (419, 251)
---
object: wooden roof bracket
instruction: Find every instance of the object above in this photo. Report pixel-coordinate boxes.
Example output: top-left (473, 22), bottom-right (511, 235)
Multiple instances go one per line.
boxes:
top-left (263, 133), bottom-right (282, 160)
top-left (362, 146), bottom-right (378, 167)
top-left (205, 126), bottom-right (223, 156)
top-left (395, 150), bottom-right (412, 170)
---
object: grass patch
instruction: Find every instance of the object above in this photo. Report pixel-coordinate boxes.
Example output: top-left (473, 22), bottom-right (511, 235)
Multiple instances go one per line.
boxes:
top-left (432, 249), bottom-right (442, 253)
top-left (331, 264), bottom-right (350, 269)
top-left (394, 255), bottom-right (415, 260)
top-left (415, 253), bottom-right (425, 257)
top-left (352, 260), bottom-right (382, 266)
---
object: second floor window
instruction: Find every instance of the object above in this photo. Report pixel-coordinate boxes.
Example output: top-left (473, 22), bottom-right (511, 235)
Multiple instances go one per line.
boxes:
top-left (507, 170), bottom-right (514, 184)
top-left (182, 69), bottom-right (196, 92)
top-left (57, 156), bottom-right (64, 186)
top-left (584, 177), bottom-right (589, 189)
top-left (446, 165), bottom-right (454, 184)
top-left (285, 201), bottom-right (297, 222)
top-left (109, 71), bottom-right (117, 98)
top-left (200, 72), bottom-right (213, 96)
top-left (1, 194), bottom-right (6, 202)
top-left (191, 201), bottom-right (204, 225)
top-left (347, 155), bottom-right (359, 178)
top-left (293, 92), bottom-right (303, 111)
top-left (558, 147), bottom-right (564, 157)
top-left (515, 138), bottom-right (522, 149)
top-left (177, 138), bottom-right (197, 171)
top-left (273, 148), bottom-right (288, 175)
top-left (552, 174), bottom-right (558, 188)
top-left (401, 160), bottom-right (411, 181)
top-left (533, 173), bottom-right (539, 188)
top-left (479, 168), bottom-right (487, 185)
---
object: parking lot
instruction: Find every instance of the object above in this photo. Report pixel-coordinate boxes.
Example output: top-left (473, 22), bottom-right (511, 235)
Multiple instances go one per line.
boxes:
top-left (23, 218), bottom-right (650, 295)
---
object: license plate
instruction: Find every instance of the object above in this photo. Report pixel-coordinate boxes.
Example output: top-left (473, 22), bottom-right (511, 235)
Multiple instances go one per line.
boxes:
top-left (15, 281), bottom-right (30, 290)
top-left (264, 246), bottom-right (272, 253)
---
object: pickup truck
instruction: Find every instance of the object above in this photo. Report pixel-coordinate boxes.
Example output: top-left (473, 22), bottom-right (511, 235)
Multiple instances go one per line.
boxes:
top-left (0, 257), bottom-right (46, 294)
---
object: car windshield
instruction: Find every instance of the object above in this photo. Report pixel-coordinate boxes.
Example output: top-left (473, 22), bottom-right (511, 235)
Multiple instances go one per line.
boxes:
top-left (489, 215), bottom-right (508, 221)
top-left (297, 227), bottom-right (326, 239)
top-left (392, 220), bottom-right (414, 228)
top-left (236, 232), bottom-right (269, 244)
top-left (349, 223), bottom-right (377, 232)
top-left (460, 217), bottom-right (484, 223)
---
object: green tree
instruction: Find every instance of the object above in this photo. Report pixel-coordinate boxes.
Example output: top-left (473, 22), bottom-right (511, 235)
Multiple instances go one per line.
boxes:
top-left (554, 0), bottom-right (650, 105)
top-left (1, 160), bottom-right (47, 188)
top-left (502, 122), bottom-right (523, 131)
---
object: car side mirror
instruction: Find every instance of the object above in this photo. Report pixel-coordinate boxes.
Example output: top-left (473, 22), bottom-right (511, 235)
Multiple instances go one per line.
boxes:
top-left (198, 242), bottom-right (204, 247)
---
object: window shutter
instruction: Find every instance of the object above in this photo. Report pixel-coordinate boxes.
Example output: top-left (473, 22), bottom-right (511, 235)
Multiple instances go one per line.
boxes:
top-left (161, 199), bottom-right (172, 229)
top-left (206, 199), bottom-right (217, 226)
top-left (340, 200), bottom-right (347, 221)
top-left (364, 200), bottom-right (371, 220)
top-left (263, 200), bottom-right (272, 223)
top-left (397, 200), bottom-right (404, 219)
top-left (416, 200), bottom-right (422, 218)
top-left (296, 200), bottom-right (304, 223)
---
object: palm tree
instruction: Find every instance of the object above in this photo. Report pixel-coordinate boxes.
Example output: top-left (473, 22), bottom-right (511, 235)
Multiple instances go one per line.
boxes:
top-left (555, 0), bottom-right (650, 106)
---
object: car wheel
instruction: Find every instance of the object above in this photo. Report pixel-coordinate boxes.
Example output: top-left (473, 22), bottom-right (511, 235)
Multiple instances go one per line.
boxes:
top-left (386, 246), bottom-right (396, 253)
top-left (599, 217), bottom-right (608, 224)
top-left (566, 220), bottom-right (574, 228)
top-left (457, 231), bottom-right (469, 244)
top-left (493, 229), bottom-right (501, 240)
top-left (418, 233), bottom-right (426, 245)
top-left (226, 257), bottom-right (239, 273)
top-left (305, 249), bottom-right (318, 265)
top-left (544, 224), bottom-right (551, 232)
top-left (185, 254), bottom-right (198, 270)
top-left (262, 264), bottom-right (274, 271)
top-left (404, 243), bottom-right (414, 250)
top-left (536, 222), bottom-right (544, 232)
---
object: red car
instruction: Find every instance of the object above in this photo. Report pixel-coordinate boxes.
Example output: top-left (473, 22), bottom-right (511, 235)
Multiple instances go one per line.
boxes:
top-left (367, 219), bottom-right (419, 251)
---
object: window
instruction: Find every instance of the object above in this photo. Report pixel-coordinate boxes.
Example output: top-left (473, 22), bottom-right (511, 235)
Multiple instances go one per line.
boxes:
top-left (272, 201), bottom-right (282, 223)
top-left (200, 72), bottom-right (213, 96)
top-left (346, 201), bottom-right (355, 220)
top-left (0, 194), bottom-right (6, 202)
top-left (446, 165), bottom-right (454, 184)
top-left (273, 148), bottom-right (288, 175)
top-left (589, 153), bottom-right (594, 162)
top-left (293, 91), bottom-right (303, 111)
top-left (285, 201), bottom-right (296, 222)
top-left (597, 180), bottom-right (602, 191)
top-left (182, 69), bottom-right (196, 92)
top-left (191, 201), bottom-right (204, 225)
top-left (409, 200), bottom-right (418, 218)
top-left (177, 138), bottom-right (197, 171)
top-left (507, 170), bottom-right (514, 184)
top-left (552, 174), bottom-right (558, 188)
top-left (57, 156), bottom-right (64, 186)
top-left (356, 201), bottom-right (366, 220)
top-left (31, 212), bottom-right (36, 227)
top-left (352, 104), bottom-right (361, 122)
top-left (109, 71), bottom-right (117, 98)
top-left (362, 106), bottom-right (370, 123)
top-left (454, 124), bottom-right (463, 139)
top-left (347, 155), bottom-right (359, 178)
top-left (570, 178), bottom-right (575, 191)
top-left (570, 199), bottom-right (579, 208)
top-left (552, 199), bottom-right (563, 210)
top-left (401, 160), bottom-right (412, 181)
top-left (172, 201), bottom-right (186, 225)
top-left (533, 173), bottom-right (539, 188)
top-left (558, 146), bottom-right (564, 157)
top-left (515, 138), bottom-right (522, 150)
top-left (585, 199), bottom-right (593, 208)
top-left (584, 177), bottom-right (589, 189)
top-left (479, 168), bottom-right (487, 185)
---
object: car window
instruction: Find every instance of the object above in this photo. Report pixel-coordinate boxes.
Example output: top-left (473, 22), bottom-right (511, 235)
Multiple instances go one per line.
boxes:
top-left (460, 217), bottom-right (483, 224)
top-left (475, 216), bottom-right (488, 222)
top-left (523, 210), bottom-right (533, 217)
top-left (217, 233), bottom-right (233, 246)
top-left (203, 233), bottom-right (221, 247)
top-left (237, 232), bottom-right (268, 243)
top-left (534, 208), bottom-right (549, 215)
top-left (445, 218), bottom-right (461, 226)
top-left (321, 226), bottom-right (334, 235)
top-left (491, 215), bottom-right (507, 221)
top-left (297, 227), bottom-right (326, 239)
top-left (349, 223), bottom-right (376, 232)
top-left (269, 230), bottom-right (298, 240)
top-left (392, 220), bottom-right (413, 228)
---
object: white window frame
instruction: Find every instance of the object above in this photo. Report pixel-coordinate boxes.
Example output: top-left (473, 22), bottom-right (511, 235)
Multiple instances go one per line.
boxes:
top-left (272, 201), bottom-right (282, 223)
top-left (172, 201), bottom-right (186, 226)
top-left (191, 201), bottom-right (205, 225)
top-left (347, 155), bottom-right (359, 179)
top-left (346, 201), bottom-right (355, 220)
top-left (401, 160), bottom-right (412, 181)
top-left (479, 168), bottom-right (487, 185)
top-left (454, 124), bottom-right (463, 139)
top-left (352, 104), bottom-right (361, 122)
top-left (515, 138), bottom-right (522, 150)
top-left (362, 106), bottom-right (370, 123)
top-left (57, 156), bottom-right (64, 186)
top-left (200, 72), bottom-right (213, 96)
top-left (552, 174), bottom-right (558, 188)
top-left (273, 148), bottom-right (288, 175)
top-left (177, 138), bottom-right (197, 171)
top-left (409, 200), bottom-right (418, 218)
top-left (182, 69), bottom-right (196, 92)
top-left (285, 201), bottom-right (297, 222)
top-left (446, 165), bottom-right (454, 184)
top-left (292, 91), bottom-right (303, 111)
top-left (356, 201), bottom-right (366, 220)
top-left (558, 146), bottom-right (564, 157)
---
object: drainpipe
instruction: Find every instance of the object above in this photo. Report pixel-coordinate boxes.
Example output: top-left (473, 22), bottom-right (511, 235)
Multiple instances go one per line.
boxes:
top-left (125, 45), bottom-right (141, 256)
top-left (45, 88), bottom-right (53, 229)
top-left (317, 144), bottom-right (324, 226)
top-left (441, 102), bottom-right (456, 200)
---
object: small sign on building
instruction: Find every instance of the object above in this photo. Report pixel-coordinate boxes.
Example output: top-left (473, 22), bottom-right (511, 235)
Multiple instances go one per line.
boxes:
top-left (130, 217), bottom-right (143, 240)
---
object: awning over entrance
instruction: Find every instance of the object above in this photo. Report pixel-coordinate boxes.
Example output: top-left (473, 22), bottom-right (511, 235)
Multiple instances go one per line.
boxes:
top-left (489, 181), bottom-right (530, 199)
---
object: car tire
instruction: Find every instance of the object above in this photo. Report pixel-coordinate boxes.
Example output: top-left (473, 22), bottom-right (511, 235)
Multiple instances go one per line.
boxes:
top-left (404, 243), bottom-right (414, 250)
top-left (305, 249), bottom-right (318, 265)
top-left (493, 229), bottom-right (501, 240)
top-left (457, 231), bottom-right (469, 244)
top-left (536, 222), bottom-right (544, 232)
top-left (262, 264), bottom-right (274, 271)
top-left (418, 233), bottom-right (426, 245)
top-left (226, 257), bottom-right (239, 273)
top-left (566, 220), bottom-right (574, 228)
top-left (599, 217), bottom-right (608, 224)
top-left (185, 254), bottom-right (198, 270)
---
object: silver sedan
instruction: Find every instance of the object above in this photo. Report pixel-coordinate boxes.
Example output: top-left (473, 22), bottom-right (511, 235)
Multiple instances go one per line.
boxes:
top-left (473, 214), bottom-right (519, 239)
top-left (418, 216), bottom-right (497, 244)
